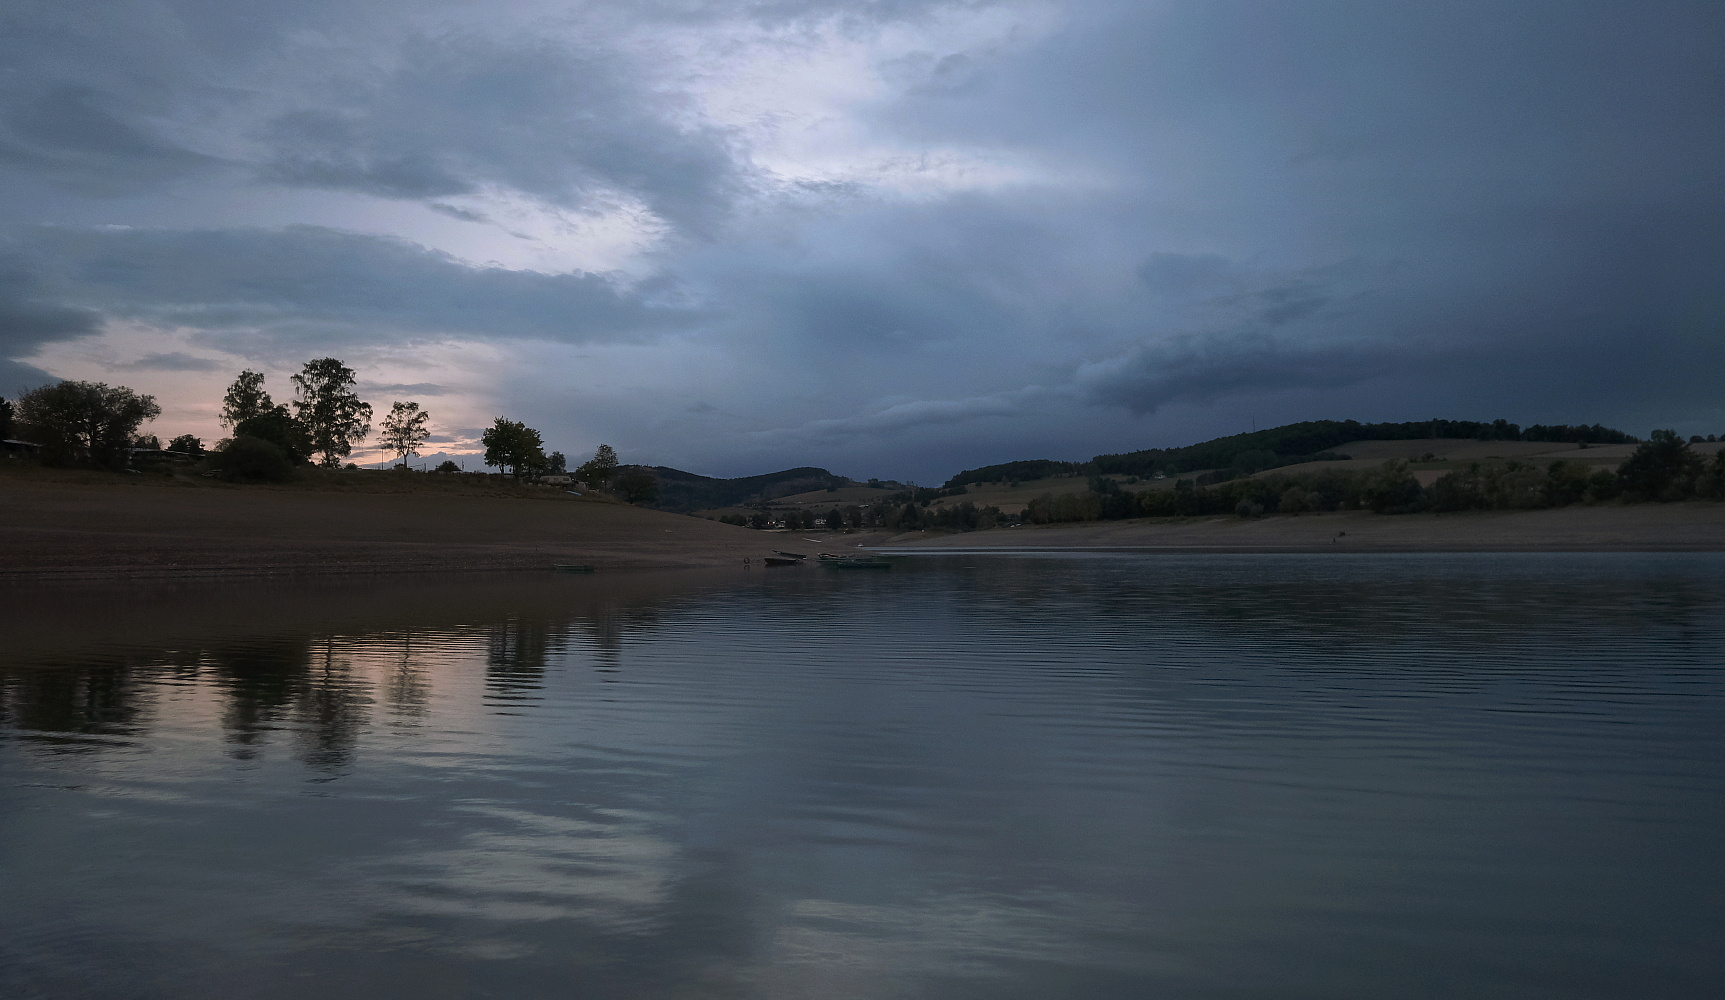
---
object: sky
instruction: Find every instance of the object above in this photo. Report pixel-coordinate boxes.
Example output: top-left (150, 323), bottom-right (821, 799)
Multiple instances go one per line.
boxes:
top-left (2, 1), bottom-right (1722, 483)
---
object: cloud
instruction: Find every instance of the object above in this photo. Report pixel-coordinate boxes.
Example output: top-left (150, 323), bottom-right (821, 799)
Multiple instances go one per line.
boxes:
top-left (114, 352), bottom-right (225, 372)
top-left (0, 259), bottom-right (102, 364)
top-left (750, 386), bottom-right (1057, 446)
top-left (249, 31), bottom-right (746, 235)
top-left (427, 203), bottom-right (490, 223)
top-left (4, 223), bottom-right (698, 353)
top-left (0, 358), bottom-right (56, 396)
top-left (360, 381), bottom-right (452, 396)
top-left (1, 1), bottom-right (1722, 482)
top-left (0, 84), bottom-right (217, 195)
top-left (1076, 335), bottom-right (1399, 416)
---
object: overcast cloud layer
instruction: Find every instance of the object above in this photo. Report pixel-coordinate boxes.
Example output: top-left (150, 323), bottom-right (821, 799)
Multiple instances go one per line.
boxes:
top-left (3, 1), bottom-right (1722, 481)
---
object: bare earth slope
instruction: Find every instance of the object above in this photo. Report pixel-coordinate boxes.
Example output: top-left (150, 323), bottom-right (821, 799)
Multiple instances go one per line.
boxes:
top-left (877, 503), bottom-right (1725, 553)
top-left (1, 474), bottom-right (772, 581)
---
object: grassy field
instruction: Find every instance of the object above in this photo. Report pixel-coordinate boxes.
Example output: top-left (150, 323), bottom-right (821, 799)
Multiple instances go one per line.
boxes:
top-left (921, 439), bottom-right (1654, 512)
top-left (1253, 438), bottom-right (1640, 486)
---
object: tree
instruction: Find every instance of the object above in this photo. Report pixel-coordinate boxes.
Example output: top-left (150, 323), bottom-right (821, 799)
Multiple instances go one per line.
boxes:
top-left (291, 358), bottom-right (372, 468)
top-left (167, 434), bottom-right (202, 455)
top-left (546, 451), bottom-right (567, 474)
top-left (220, 370), bottom-right (274, 428)
top-left (211, 435), bottom-right (296, 482)
top-left (434, 459), bottom-right (461, 473)
top-left (133, 433), bottom-right (161, 450)
top-left (379, 401), bottom-right (431, 466)
top-left (576, 444), bottom-right (619, 487)
top-left (481, 417), bottom-right (545, 479)
top-left (1618, 429), bottom-right (1704, 501)
top-left (15, 381), bottom-right (161, 468)
top-left (233, 405), bottom-right (312, 464)
top-left (614, 468), bottom-right (659, 504)
top-left (0, 395), bottom-right (13, 439)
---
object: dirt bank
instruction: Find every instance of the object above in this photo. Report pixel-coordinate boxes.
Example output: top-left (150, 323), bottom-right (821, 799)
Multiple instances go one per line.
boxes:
top-left (873, 503), bottom-right (1725, 553)
top-left (0, 470), bottom-right (776, 581)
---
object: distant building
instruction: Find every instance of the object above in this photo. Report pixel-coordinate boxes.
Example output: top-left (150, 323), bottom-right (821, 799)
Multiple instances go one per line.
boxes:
top-left (542, 474), bottom-right (573, 485)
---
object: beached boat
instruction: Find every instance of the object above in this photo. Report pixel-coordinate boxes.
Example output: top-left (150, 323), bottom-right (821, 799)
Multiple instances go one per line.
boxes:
top-left (552, 564), bottom-right (596, 573)
top-left (763, 555), bottom-right (803, 567)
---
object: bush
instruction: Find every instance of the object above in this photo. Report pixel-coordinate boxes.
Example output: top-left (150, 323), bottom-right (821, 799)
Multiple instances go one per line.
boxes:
top-left (167, 434), bottom-right (203, 455)
top-left (1617, 430), bottom-right (1705, 501)
top-left (613, 468), bottom-right (659, 504)
top-left (211, 435), bottom-right (297, 482)
top-left (234, 406), bottom-right (311, 464)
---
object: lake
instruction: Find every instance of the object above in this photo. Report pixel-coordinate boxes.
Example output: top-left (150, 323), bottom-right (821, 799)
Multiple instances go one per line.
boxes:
top-left (2, 554), bottom-right (1722, 999)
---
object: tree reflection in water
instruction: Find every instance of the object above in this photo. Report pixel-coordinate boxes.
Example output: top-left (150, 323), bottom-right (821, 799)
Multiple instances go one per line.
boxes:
top-left (0, 654), bottom-right (152, 752)
top-left (209, 638), bottom-right (314, 760)
top-left (292, 637), bottom-right (372, 773)
top-left (485, 619), bottom-right (553, 709)
top-left (383, 633), bottom-right (431, 723)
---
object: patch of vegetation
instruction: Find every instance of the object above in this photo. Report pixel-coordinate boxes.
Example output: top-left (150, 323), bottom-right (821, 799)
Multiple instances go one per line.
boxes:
top-left (210, 435), bottom-right (298, 483)
top-left (947, 418), bottom-right (1639, 488)
top-left (1018, 433), bottom-right (1724, 526)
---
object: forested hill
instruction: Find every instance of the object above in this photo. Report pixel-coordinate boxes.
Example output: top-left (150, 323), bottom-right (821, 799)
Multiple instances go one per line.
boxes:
top-left (647, 466), bottom-right (853, 512)
top-left (945, 419), bottom-right (1638, 487)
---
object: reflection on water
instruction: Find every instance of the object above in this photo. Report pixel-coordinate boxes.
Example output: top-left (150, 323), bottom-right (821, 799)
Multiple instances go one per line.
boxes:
top-left (2, 555), bottom-right (1723, 999)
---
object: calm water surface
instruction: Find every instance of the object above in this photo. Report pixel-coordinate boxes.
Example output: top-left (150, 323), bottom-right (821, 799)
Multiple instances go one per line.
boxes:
top-left (2, 554), bottom-right (1722, 999)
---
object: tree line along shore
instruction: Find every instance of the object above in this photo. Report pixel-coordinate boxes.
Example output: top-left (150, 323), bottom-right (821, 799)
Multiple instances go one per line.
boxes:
top-left (694, 426), bottom-right (1725, 538)
top-left (4, 366), bottom-right (1724, 549)
top-left (0, 360), bottom-right (660, 504)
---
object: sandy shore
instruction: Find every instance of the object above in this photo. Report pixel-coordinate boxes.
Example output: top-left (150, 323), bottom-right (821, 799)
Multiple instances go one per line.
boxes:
top-left (874, 503), bottom-right (1725, 553)
top-left (0, 473), bottom-right (774, 582)
top-left (7, 470), bottom-right (1722, 584)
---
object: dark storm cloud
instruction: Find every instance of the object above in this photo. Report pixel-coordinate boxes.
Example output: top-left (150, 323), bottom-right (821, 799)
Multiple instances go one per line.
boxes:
top-left (360, 382), bottom-right (452, 396)
top-left (114, 352), bottom-right (226, 372)
top-left (1077, 335), bottom-right (1396, 416)
top-left (2, 0), bottom-right (1723, 479)
top-left (250, 32), bottom-right (745, 232)
top-left (6, 224), bottom-right (696, 351)
top-left (0, 259), bottom-right (102, 384)
top-left (0, 2), bottom-right (747, 232)
top-left (0, 85), bottom-right (218, 195)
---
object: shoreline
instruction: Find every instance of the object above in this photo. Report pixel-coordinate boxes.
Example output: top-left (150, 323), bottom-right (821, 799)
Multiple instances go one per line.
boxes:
top-left (6, 475), bottom-right (1724, 584)
top-left (871, 503), bottom-right (1725, 554)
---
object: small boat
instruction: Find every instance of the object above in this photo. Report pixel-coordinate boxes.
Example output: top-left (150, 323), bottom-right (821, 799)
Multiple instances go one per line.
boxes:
top-left (763, 555), bottom-right (803, 567)
top-left (773, 550), bottom-right (808, 559)
top-left (553, 564), bottom-right (596, 573)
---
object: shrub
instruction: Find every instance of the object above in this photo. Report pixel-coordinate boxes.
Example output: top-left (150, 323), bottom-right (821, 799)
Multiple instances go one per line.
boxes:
top-left (211, 435), bottom-right (297, 482)
top-left (1277, 487), bottom-right (1313, 514)
top-left (1617, 430), bottom-right (1704, 501)
top-left (234, 406), bottom-right (311, 464)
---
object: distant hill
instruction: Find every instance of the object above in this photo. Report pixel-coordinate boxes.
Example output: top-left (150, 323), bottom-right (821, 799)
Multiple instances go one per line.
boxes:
top-left (945, 419), bottom-right (1638, 487)
top-left (644, 466), bottom-right (857, 512)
